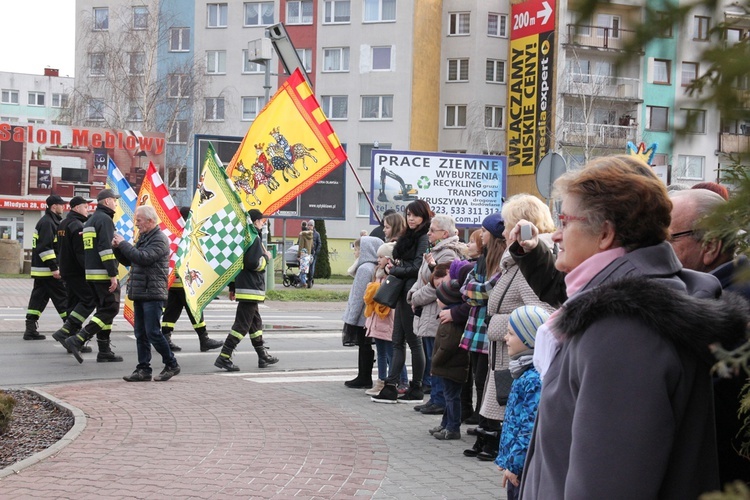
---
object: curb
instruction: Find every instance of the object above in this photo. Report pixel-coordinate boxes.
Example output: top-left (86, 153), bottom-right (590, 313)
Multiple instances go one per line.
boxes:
top-left (0, 389), bottom-right (87, 478)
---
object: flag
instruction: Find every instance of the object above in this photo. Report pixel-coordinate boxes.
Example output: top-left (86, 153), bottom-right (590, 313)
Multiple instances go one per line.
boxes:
top-left (175, 143), bottom-right (252, 318)
top-left (107, 158), bottom-right (137, 242)
top-left (225, 68), bottom-right (347, 214)
top-left (122, 162), bottom-right (185, 326)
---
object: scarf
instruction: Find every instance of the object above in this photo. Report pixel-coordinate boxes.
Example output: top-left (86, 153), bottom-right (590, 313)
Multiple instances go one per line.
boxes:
top-left (509, 351), bottom-right (534, 378)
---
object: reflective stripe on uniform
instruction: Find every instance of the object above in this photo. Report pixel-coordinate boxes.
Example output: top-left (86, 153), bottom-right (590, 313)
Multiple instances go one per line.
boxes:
top-left (248, 330), bottom-right (263, 339)
top-left (234, 287), bottom-right (265, 301)
top-left (39, 249), bottom-right (56, 261)
top-left (86, 269), bottom-right (111, 281)
top-left (229, 330), bottom-right (245, 340)
top-left (26, 309), bottom-right (41, 318)
top-left (31, 267), bottom-right (54, 277)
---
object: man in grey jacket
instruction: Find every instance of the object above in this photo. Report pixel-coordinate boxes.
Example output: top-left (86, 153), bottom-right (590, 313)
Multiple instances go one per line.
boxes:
top-left (113, 205), bottom-right (179, 382)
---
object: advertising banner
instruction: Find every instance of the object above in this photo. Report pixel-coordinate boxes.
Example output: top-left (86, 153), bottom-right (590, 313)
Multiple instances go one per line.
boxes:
top-left (370, 150), bottom-right (507, 226)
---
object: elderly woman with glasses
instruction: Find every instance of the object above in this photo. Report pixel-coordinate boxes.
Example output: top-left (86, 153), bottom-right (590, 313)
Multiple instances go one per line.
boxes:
top-left (520, 155), bottom-right (749, 499)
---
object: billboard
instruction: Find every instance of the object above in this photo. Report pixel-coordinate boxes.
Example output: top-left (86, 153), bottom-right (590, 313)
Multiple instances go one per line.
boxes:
top-left (507, 0), bottom-right (556, 175)
top-left (370, 150), bottom-right (507, 226)
top-left (0, 123), bottom-right (165, 201)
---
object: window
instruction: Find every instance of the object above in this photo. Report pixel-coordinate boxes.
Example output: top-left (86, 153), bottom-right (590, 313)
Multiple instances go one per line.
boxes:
top-left (0, 116), bottom-right (18, 123)
top-left (683, 108), bottom-right (706, 134)
top-left (205, 97), bottom-right (225, 121)
top-left (88, 99), bottom-right (105, 121)
top-left (241, 96), bottom-right (265, 120)
top-left (652, 59), bottom-right (670, 84)
top-left (677, 155), bottom-right (705, 179)
top-left (364, 0), bottom-right (395, 22)
top-left (726, 28), bottom-right (743, 44)
top-left (206, 50), bottom-right (227, 74)
top-left (296, 48), bottom-right (312, 72)
top-left (694, 16), bottom-right (710, 41)
top-left (321, 95), bottom-right (348, 119)
top-left (449, 12), bottom-right (470, 35)
top-left (324, 0), bottom-right (350, 23)
top-left (207, 3), bottom-right (228, 28)
top-left (485, 106), bottom-right (504, 129)
top-left (445, 105), bottom-right (467, 127)
top-left (655, 11), bottom-right (672, 38)
top-left (28, 92), bottom-right (45, 107)
top-left (596, 14), bottom-right (620, 38)
top-left (127, 102), bottom-right (143, 121)
top-left (129, 52), bottom-right (145, 75)
top-left (487, 13), bottom-right (508, 37)
top-left (167, 163), bottom-right (187, 189)
top-left (646, 106), bottom-right (669, 131)
top-left (244, 2), bottom-right (274, 26)
top-left (168, 73), bottom-right (190, 98)
top-left (361, 95), bottom-right (393, 120)
top-left (359, 143), bottom-right (391, 168)
top-left (168, 120), bottom-right (188, 144)
top-left (51, 93), bottom-right (68, 108)
top-left (133, 6), bottom-right (148, 29)
top-left (242, 50), bottom-right (265, 73)
top-left (287, 1), bottom-right (313, 24)
top-left (357, 192), bottom-right (371, 217)
top-left (1, 90), bottom-right (19, 104)
top-left (170, 27), bottom-right (190, 52)
top-left (93, 7), bottom-right (108, 30)
top-left (682, 62), bottom-right (699, 86)
top-left (323, 47), bottom-right (349, 72)
top-left (372, 46), bottom-right (392, 70)
top-left (447, 59), bottom-right (469, 82)
top-left (27, 118), bottom-right (45, 125)
top-left (486, 59), bottom-right (505, 83)
top-left (90, 53), bottom-right (105, 76)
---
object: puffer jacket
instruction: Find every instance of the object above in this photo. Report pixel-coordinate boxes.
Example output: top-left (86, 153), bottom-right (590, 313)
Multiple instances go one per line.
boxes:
top-left (495, 366), bottom-right (540, 476)
top-left (407, 236), bottom-right (464, 338)
top-left (30, 209), bottom-right (62, 277)
top-left (83, 204), bottom-right (119, 282)
top-left (114, 226), bottom-right (169, 301)
top-left (57, 210), bottom-right (88, 278)
top-left (342, 236), bottom-right (382, 327)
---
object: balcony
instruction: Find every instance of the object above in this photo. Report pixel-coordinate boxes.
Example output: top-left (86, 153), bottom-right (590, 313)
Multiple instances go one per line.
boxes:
top-left (720, 132), bottom-right (750, 155)
top-left (560, 122), bottom-right (638, 149)
top-left (565, 24), bottom-right (638, 51)
top-left (560, 74), bottom-right (642, 101)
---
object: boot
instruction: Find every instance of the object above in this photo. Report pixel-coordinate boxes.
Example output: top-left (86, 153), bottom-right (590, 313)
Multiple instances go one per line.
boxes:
top-left (64, 334), bottom-right (87, 364)
top-left (463, 434), bottom-right (485, 457)
top-left (397, 380), bottom-right (425, 403)
top-left (365, 379), bottom-right (385, 396)
top-left (23, 319), bottom-right (45, 340)
top-left (198, 331), bottom-right (223, 352)
top-left (476, 431), bottom-right (500, 461)
top-left (163, 331), bottom-right (182, 352)
top-left (215, 354), bottom-right (240, 372)
top-left (344, 345), bottom-right (374, 388)
top-left (97, 339), bottom-right (124, 363)
top-left (255, 344), bottom-right (279, 368)
top-left (52, 326), bottom-right (93, 354)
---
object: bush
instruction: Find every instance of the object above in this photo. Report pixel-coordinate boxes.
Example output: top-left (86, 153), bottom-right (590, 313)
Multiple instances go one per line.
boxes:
top-left (0, 390), bottom-right (17, 435)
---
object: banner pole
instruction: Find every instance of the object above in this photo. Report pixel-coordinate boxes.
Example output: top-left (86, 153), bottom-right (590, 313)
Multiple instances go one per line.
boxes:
top-left (347, 158), bottom-right (381, 225)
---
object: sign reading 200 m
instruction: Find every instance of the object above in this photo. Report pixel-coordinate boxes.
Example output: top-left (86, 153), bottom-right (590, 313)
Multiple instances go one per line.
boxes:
top-left (370, 150), bottom-right (507, 226)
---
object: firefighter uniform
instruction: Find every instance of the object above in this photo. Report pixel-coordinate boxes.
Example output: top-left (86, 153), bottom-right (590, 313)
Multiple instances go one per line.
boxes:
top-left (161, 276), bottom-right (223, 352)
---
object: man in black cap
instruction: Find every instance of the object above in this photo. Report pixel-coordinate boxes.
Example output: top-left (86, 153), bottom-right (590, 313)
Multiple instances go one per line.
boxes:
top-left (51, 196), bottom-right (95, 353)
top-left (62, 188), bottom-right (123, 363)
top-left (214, 209), bottom-right (279, 371)
top-left (24, 194), bottom-right (68, 340)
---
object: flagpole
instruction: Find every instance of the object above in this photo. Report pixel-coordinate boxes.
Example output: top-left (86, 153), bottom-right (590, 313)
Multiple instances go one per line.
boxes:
top-left (346, 158), bottom-right (381, 225)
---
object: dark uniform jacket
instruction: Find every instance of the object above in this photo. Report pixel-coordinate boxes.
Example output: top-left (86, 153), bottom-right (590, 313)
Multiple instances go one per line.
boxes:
top-left (82, 204), bottom-right (118, 282)
top-left (30, 209), bottom-right (62, 277)
top-left (114, 226), bottom-right (170, 302)
top-left (230, 225), bottom-right (267, 302)
top-left (57, 210), bottom-right (88, 278)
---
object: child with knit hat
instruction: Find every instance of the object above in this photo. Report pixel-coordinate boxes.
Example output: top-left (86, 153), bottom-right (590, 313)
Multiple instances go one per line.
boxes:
top-left (495, 305), bottom-right (550, 500)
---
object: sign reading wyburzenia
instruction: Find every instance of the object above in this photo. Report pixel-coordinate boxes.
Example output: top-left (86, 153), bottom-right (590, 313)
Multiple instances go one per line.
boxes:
top-left (370, 150), bottom-right (506, 226)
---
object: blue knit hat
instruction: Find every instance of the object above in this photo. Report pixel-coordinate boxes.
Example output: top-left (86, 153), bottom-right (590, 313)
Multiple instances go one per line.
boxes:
top-left (508, 306), bottom-right (550, 349)
top-left (482, 212), bottom-right (505, 239)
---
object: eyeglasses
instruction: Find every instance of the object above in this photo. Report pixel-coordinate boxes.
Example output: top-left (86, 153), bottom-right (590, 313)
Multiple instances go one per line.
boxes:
top-left (556, 213), bottom-right (588, 229)
top-left (668, 230), bottom-right (695, 242)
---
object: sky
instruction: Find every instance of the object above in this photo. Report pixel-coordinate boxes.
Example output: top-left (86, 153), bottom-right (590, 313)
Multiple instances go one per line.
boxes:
top-left (0, 0), bottom-right (76, 77)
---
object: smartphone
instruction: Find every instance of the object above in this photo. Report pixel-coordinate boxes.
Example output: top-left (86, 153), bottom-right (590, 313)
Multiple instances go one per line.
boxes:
top-left (520, 224), bottom-right (533, 241)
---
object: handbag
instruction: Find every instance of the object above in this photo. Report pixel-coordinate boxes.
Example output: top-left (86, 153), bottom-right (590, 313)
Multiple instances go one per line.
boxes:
top-left (373, 274), bottom-right (405, 309)
top-left (342, 323), bottom-right (358, 347)
top-left (494, 368), bottom-right (514, 406)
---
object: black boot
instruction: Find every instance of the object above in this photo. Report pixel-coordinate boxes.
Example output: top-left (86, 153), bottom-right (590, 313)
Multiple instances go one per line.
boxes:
top-left (97, 339), bottom-right (124, 363)
top-left (23, 318), bottom-right (45, 340)
top-left (476, 431), bottom-right (500, 461)
top-left (52, 325), bottom-right (92, 354)
top-left (463, 434), bottom-right (485, 457)
top-left (198, 331), bottom-right (223, 352)
top-left (344, 344), bottom-right (374, 388)
top-left (255, 344), bottom-right (279, 368)
top-left (64, 333), bottom-right (87, 364)
top-left (215, 353), bottom-right (240, 371)
top-left (163, 330), bottom-right (182, 351)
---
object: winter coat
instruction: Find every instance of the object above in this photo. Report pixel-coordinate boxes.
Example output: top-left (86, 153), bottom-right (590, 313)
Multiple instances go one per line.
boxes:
top-left (311, 228), bottom-right (322, 257)
top-left (57, 210), bottom-right (88, 278)
top-left (521, 242), bottom-right (749, 499)
top-left (509, 233), bottom-right (566, 307)
top-left (114, 226), bottom-right (170, 302)
top-left (342, 236), bottom-right (382, 327)
top-left (365, 273), bottom-right (395, 341)
top-left (30, 209), bottom-right (62, 277)
top-left (297, 229), bottom-right (313, 256)
top-left (231, 224), bottom-right (266, 302)
top-left (480, 250), bottom-right (556, 421)
top-left (495, 366), bottom-right (540, 476)
top-left (408, 236), bottom-right (464, 338)
top-left (431, 303), bottom-right (470, 383)
top-left (389, 229), bottom-right (430, 338)
top-left (82, 204), bottom-right (118, 282)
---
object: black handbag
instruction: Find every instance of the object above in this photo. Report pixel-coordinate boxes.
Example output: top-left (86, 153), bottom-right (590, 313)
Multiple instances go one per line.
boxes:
top-left (373, 274), bottom-right (405, 309)
top-left (494, 368), bottom-right (514, 406)
top-left (342, 323), bottom-right (358, 347)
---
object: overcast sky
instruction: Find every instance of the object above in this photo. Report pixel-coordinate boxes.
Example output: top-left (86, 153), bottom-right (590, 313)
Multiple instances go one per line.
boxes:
top-left (0, 0), bottom-right (76, 77)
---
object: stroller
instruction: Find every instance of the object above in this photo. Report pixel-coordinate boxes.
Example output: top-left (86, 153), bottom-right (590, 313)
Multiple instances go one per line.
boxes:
top-left (282, 244), bottom-right (303, 288)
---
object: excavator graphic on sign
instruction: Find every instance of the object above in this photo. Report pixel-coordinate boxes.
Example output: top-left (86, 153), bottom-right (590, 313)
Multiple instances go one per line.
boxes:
top-left (377, 167), bottom-right (419, 202)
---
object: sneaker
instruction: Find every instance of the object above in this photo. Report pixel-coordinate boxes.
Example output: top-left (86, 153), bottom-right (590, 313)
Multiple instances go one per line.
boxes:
top-left (123, 369), bottom-right (152, 382)
top-left (371, 384), bottom-right (399, 404)
top-left (414, 402), bottom-right (430, 412)
top-left (397, 384), bottom-right (424, 404)
top-left (421, 404), bottom-right (446, 415)
top-left (214, 355), bottom-right (240, 372)
top-left (365, 379), bottom-right (385, 396)
top-left (154, 364), bottom-right (181, 382)
top-left (344, 377), bottom-right (373, 389)
top-left (434, 429), bottom-right (461, 440)
top-left (428, 425), bottom-right (445, 435)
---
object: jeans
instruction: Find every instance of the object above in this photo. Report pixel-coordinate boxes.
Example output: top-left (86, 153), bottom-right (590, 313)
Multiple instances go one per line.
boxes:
top-left (134, 300), bottom-right (175, 373)
top-left (299, 272), bottom-right (307, 286)
top-left (440, 378), bottom-right (463, 433)
top-left (374, 338), bottom-right (409, 383)
top-left (422, 337), bottom-right (445, 406)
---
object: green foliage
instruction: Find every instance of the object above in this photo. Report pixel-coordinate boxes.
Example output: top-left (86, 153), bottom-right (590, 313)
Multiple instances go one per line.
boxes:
top-left (266, 289), bottom-right (348, 301)
top-left (313, 219), bottom-right (331, 279)
top-left (0, 390), bottom-right (17, 435)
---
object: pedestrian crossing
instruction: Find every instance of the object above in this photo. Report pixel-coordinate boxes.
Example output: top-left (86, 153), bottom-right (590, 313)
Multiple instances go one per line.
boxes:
top-left (218, 367), bottom-right (359, 383)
